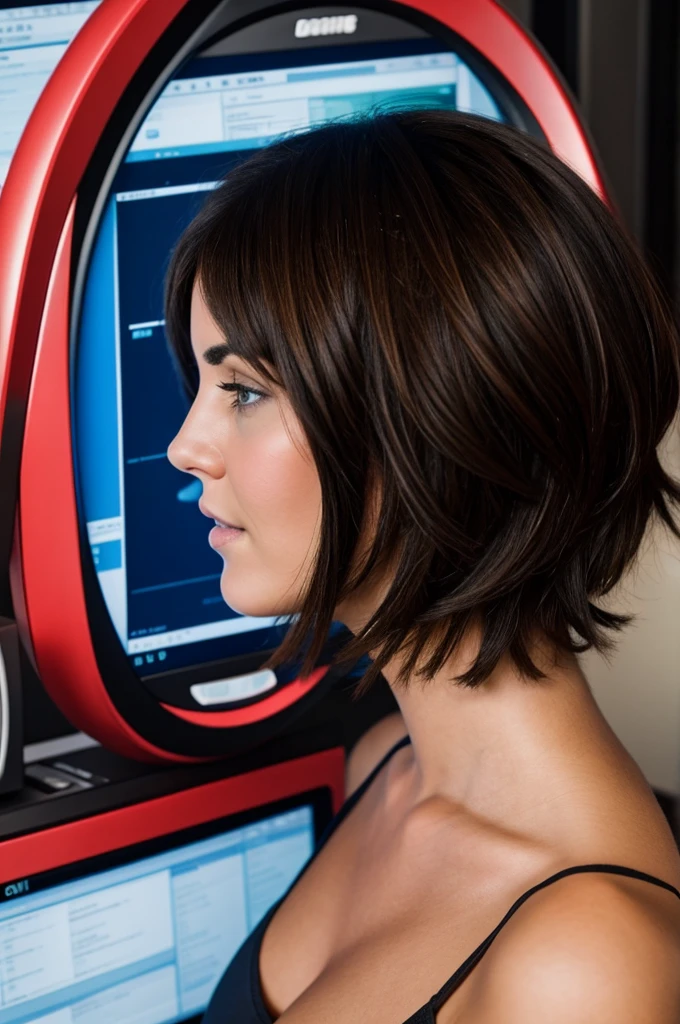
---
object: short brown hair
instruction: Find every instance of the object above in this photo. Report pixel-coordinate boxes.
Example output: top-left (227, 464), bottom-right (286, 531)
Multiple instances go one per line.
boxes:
top-left (165, 110), bottom-right (680, 692)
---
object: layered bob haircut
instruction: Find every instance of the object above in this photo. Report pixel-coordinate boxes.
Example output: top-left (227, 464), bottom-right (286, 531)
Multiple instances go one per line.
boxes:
top-left (165, 110), bottom-right (680, 692)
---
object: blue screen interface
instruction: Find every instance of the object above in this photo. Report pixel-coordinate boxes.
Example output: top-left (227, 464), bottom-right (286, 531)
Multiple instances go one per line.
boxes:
top-left (74, 39), bottom-right (505, 677)
top-left (0, 2), bottom-right (101, 191)
top-left (0, 803), bottom-right (314, 1024)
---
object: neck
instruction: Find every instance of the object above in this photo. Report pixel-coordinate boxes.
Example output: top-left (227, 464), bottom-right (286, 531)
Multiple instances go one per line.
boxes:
top-left (375, 631), bottom-right (630, 836)
top-left (334, 577), bottom-right (638, 840)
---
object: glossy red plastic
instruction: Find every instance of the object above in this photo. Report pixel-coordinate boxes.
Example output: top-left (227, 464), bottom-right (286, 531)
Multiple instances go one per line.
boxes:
top-left (0, 0), bottom-right (606, 759)
top-left (0, 747), bottom-right (344, 880)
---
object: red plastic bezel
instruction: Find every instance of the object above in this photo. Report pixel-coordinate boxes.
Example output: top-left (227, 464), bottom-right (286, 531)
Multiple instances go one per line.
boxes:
top-left (0, 747), bottom-right (344, 881)
top-left (0, 0), bottom-right (606, 760)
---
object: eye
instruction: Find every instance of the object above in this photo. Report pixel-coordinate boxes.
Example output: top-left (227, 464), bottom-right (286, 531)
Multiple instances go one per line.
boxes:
top-left (217, 379), bottom-right (268, 412)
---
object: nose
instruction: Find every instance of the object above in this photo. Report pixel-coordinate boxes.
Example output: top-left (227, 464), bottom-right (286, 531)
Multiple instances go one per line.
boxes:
top-left (167, 407), bottom-right (225, 480)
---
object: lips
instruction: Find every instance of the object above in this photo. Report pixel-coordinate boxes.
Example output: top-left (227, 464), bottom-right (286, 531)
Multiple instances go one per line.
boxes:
top-left (198, 500), bottom-right (244, 530)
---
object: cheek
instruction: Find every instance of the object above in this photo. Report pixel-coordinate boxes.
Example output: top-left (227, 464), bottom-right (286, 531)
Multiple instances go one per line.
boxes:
top-left (216, 407), bottom-right (322, 618)
top-left (230, 419), bottom-right (321, 564)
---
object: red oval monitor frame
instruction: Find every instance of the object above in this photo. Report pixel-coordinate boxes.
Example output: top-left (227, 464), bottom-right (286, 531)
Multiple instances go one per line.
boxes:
top-left (0, 0), bottom-right (606, 761)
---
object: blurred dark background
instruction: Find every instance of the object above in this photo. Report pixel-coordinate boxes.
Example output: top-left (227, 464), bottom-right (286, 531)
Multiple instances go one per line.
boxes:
top-left (502, 0), bottom-right (680, 309)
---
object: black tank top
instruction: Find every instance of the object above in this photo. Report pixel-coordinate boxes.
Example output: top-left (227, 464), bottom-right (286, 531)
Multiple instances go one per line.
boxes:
top-left (202, 734), bottom-right (680, 1024)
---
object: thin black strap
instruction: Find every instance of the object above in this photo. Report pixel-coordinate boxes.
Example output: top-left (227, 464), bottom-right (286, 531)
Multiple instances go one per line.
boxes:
top-left (430, 863), bottom-right (680, 1011)
top-left (254, 731), bottom-right (412, 935)
top-left (261, 731), bottom-right (412, 919)
top-left (315, 732), bottom-right (412, 848)
top-left (347, 731), bottom-right (412, 805)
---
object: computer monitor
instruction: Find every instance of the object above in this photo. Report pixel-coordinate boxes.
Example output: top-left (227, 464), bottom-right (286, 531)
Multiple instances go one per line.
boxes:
top-left (4, 0), bottom-right (593, 753)
top-left (0, 1), bottom-right (101, 191)
top-left (73, 18), bottom-right (528, 692)
top-left (0, 786), bottom-right (330, 1024)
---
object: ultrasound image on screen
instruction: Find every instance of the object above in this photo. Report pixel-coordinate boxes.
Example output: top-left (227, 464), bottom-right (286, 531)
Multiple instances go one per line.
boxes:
top-left (74, 39), bottom-right (504, 677)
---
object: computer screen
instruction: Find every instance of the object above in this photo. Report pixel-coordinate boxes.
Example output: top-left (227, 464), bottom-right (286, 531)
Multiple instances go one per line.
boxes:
top-left (0, 2), bottom-right (101, 190)
top-left (74, 35), bottom-right (507, 682)
top-left (0, 789), bottom-right (328, 1024)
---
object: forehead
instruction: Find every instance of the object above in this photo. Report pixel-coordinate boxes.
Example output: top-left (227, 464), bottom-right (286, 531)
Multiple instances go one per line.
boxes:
top-left (189, 279), bottom-right (226, 358)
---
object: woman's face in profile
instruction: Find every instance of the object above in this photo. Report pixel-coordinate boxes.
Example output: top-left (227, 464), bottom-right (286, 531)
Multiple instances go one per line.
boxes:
top-left (167, 281), bottom-right (322, 619)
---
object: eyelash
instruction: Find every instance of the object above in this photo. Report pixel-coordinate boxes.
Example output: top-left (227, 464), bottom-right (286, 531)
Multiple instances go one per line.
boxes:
top-left (217, 379), bottom-right (268, 413)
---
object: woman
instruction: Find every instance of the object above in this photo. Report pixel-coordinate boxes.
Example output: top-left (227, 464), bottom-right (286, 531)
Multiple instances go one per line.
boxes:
top-left (165, 110), bottom-right (680, 1023)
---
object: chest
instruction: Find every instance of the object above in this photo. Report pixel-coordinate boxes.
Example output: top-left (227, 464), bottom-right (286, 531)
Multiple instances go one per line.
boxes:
top-left (258, 799), bottom-right (538, 1024)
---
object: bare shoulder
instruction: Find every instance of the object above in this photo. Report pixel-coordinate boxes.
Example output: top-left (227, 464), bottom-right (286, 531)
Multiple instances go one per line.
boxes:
top-left (345, 711), bottom-right (408, 797)
top-left (465, 869), bottom-right (680, 1024)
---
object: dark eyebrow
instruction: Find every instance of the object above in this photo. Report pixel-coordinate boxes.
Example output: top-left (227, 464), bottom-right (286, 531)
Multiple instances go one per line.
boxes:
top-left (202, 343), bottom-right (231, 366)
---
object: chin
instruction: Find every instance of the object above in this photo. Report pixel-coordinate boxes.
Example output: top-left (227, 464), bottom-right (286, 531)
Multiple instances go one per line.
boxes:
top-left (219, 579), bottom-right (297, 620)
